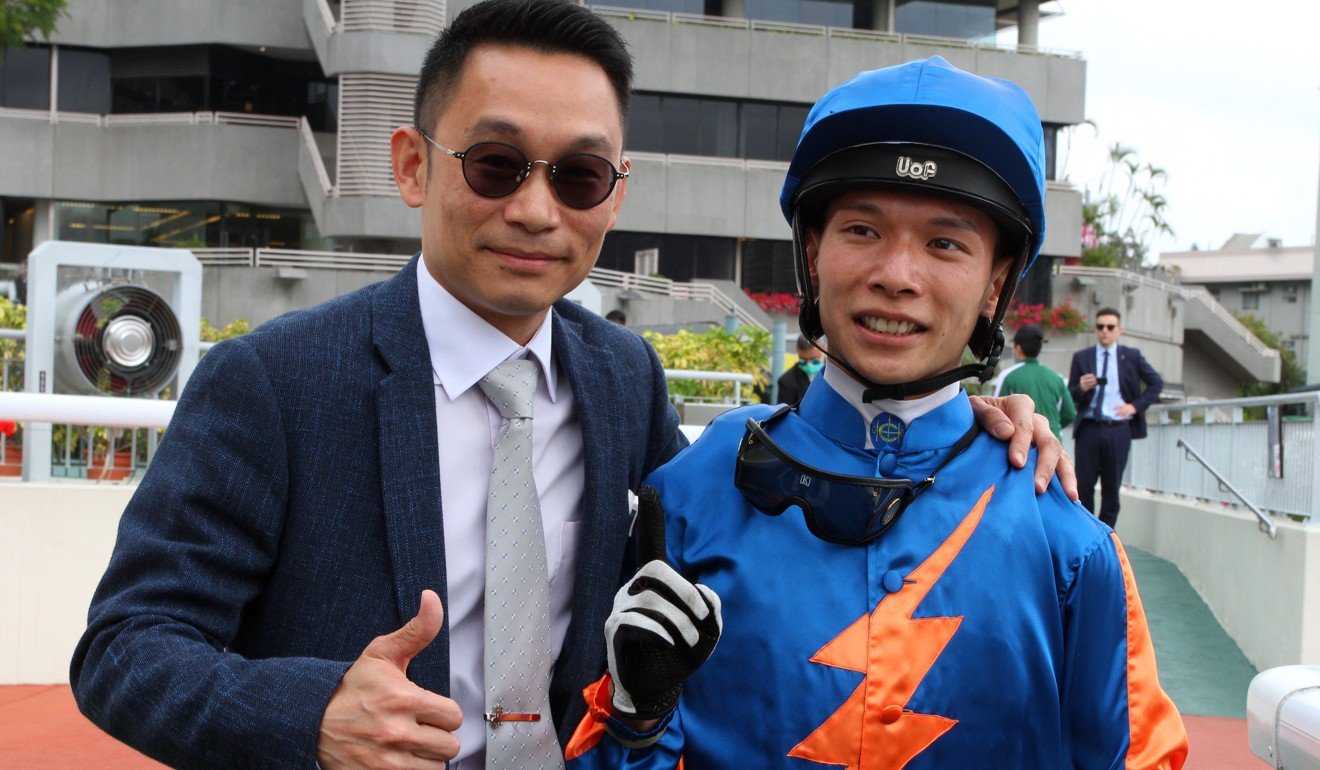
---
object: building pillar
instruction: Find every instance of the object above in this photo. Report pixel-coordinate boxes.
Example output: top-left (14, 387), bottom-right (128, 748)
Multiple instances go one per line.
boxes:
top-left (1018, 0), bottom-right (1040, 48)
top-left (32, 200), bottom-right (56, 250)
top-left (1307, 128), bottom-right (1320, 385)
top-left (721, 0), bottom-right (746, 19)
top-left (869, 0), bottom-right (895, 32)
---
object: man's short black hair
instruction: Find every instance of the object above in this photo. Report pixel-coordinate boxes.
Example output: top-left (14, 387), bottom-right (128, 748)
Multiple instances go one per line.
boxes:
top-left (605, 309), bottom-right (627, 325)
top-left (413, 0), bottom-right (633, 136)
top-left (1096, 307), bottom-right (1121, 322)
top-left (1017, 337), bottom-right (1042, 358)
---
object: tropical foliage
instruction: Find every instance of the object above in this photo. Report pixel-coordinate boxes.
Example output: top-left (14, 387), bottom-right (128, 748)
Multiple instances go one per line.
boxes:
top-left (1233, 312), bottom-right (1306, 397)
top-left (200, 317), bottom-right (253, 343)
top-left (643, 326), bottom-right (770, 401)
top-left (1081, 143), bottom-right (1174, 270)
top-left (0, 0), bottom-right (67, 53)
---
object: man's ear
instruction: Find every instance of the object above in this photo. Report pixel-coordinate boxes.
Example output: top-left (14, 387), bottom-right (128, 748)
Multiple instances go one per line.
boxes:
top-left (982, 255), bottom-right (1016, 316)
top-left (604, 155), bottom-right (630, 232)
top-left (804, 226), bottom-right (823, 290)
top-left (391, 126), bottom-right (428, 208)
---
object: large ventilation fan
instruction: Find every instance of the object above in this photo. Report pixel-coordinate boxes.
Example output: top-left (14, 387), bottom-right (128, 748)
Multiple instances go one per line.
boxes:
top-left (24, 241), bottom-right (202, 481)
top-left (55, 281), bottom-right (184, 396)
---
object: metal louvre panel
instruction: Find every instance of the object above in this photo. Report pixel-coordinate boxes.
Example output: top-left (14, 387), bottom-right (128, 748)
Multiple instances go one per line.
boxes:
top-left (337, 74), bottom-right (418, 196)
top-left (341, 0), bottom-right (446, 34)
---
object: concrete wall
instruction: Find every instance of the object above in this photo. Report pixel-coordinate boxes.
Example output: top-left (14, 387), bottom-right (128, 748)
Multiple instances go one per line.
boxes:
top-left (0, 118), bottom-right (306, 209)
top-left (4, 481), bottom-right (1316, 684)
top-left (1119, 489), bottom-right (1320, 671)
top-left (1180, 340), bottom-right (1251, 401)
top-left (1048, 271), bottom-right (1185, 392)
top-left (0, 482), bottom-right (135, 684)
top-left (51, 0), bottom-right (310, 51)
top-left (609, 16), bottom-right (1086, 126)
top-left (201, 266), bottom-right (398, 327)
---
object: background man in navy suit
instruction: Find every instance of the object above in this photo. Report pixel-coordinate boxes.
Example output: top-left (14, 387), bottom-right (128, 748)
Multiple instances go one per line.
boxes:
top-left (70, 1), bottom-right (1074, 767)
top-left (1068, 307), bottom-right (1164, 527)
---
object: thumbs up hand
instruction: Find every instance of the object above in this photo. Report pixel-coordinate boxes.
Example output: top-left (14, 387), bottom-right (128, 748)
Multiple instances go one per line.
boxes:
top-left (318, 590), bottom-right (463, 769)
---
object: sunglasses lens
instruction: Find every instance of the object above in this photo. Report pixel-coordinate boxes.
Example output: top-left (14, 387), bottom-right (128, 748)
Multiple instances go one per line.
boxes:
top-left (553, 154), bottom-right (617, 208)
top-left (462, 143), bottom-right (526, 197)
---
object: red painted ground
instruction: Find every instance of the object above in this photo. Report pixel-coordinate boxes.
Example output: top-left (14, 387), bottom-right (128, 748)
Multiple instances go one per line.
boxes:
top-left (0, 685), bottom-right (1264, 768)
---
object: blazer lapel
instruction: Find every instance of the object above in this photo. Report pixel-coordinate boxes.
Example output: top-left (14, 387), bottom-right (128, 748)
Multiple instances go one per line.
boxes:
top-left (372, 256), bottom-right (450, 695)
top-left (548, 305), bottom-right (634, 728)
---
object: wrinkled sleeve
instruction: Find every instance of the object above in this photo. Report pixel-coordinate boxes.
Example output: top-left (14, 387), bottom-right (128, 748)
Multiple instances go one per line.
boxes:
top-left (69, 338), bottom-right (350, 769)
top-left (1061, 533), bottom-right (1188, 770)
top-left (565, 675), bottom-right (686, 770)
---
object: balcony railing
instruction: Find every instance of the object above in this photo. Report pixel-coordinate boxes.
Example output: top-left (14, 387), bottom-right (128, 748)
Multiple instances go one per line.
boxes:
top-left (1127, 393), bottom-right (1316, 523)
top-left (589, 5), bottom-right (1082, 59)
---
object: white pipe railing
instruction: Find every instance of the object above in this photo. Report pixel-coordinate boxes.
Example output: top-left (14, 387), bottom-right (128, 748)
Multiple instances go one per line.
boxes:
top-left (664, 369), bottom-right (755, 404)
top-left (0, 392), bottom-right (175, 429)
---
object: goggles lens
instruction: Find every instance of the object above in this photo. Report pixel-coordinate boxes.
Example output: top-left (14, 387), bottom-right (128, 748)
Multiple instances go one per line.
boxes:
top-left (457, 141), bottom-right (625, 209)
top-left (734, 407), bottom-right (979, 546)
top-left (735, 412), bottom-right (919, 546)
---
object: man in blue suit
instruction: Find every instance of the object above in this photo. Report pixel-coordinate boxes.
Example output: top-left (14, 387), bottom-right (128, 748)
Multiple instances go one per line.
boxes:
top-left (1068, 307), bottom-right (1164, 527)
top-left (70, 1), bottom-right (1072, 768)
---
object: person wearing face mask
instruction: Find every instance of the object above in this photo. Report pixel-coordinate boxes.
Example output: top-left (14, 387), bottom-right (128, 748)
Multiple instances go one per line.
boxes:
top-left (774, 336), bottom-right (827, 405)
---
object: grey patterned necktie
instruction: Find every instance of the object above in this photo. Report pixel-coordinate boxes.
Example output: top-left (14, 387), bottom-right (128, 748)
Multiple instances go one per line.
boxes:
top-left (477, 359), bottom-right (565, 770)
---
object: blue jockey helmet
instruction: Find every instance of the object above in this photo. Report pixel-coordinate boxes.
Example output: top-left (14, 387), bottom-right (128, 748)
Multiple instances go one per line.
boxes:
top-left (781, 56), bottom-right (1047, 400)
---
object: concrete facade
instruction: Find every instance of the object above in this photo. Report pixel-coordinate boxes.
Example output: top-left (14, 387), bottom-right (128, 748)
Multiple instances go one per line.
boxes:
top-left (1162, 239), bottom-right (1313, 370)
top-left (2, 0), bottom-right (1089, 314)
top-left (1119, 489), bottom-right (1320, 672)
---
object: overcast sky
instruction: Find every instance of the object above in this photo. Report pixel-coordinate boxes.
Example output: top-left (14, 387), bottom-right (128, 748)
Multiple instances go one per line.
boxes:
top-left (1025, 0), bottom-right (1319, 258)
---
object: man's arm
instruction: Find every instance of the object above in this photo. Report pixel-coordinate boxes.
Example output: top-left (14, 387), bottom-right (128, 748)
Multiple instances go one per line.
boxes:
top-left (1129, 349), bottom-right (1165, 412)
top-left (70, 339), bottom-right (350, 769)
top-left (1061, 531), bottom-right (1188, 769)
top-left (1067, 351), bottom-right (1089, 408)
top-left (1057, 373), bottom-right (1076, 428)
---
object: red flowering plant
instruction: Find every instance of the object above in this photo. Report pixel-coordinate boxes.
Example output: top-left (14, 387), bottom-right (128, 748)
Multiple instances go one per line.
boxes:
top-left (745, 290), bottom-right (801, 315)
top-left (1003, 299), bottom-right (1088, 335)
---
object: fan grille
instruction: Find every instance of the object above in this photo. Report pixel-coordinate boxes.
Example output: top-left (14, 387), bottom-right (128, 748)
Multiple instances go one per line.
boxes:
top-left (71, 285), bottom-right (182, 396)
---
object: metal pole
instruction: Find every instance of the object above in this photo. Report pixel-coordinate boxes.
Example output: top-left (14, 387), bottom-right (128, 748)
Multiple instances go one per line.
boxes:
top-left (724, 314), bottom-right (739, 334)
top-left (1307, 121), bottom-right (1320, 385)
top-left (769, 320), bottom-right (786, 404)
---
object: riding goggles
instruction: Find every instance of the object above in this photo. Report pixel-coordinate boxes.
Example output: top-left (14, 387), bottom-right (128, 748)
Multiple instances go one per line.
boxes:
top-left (734, 406), bottom-right (979, 546)
top-left (421, 134), bottom-right (628, 209)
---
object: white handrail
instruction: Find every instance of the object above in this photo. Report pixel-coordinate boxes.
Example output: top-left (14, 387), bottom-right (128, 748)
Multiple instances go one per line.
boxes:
top-left (299, 117), bottom-right (335, 196)
top-left (0, 392), bottom-right (175, 429)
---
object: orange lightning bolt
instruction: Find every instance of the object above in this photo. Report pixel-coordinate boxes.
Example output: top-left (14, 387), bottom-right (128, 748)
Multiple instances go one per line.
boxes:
top-left (788, 486), bottom-right (994, 770)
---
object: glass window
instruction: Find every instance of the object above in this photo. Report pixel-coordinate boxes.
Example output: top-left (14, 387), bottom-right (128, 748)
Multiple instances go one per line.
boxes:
top-left (593, 0), bottom-right (704, 12)
top-left (54, 200), bottom-right (322, 250)
top-left (630, 92), bottom-right (810, 162)
top-left (57, 48), bottom-right (112, 114)
top-left (1043, 124), bottom-right (1059, 181)
top-left (626, 93), bottom-right (664, 153)
top-left (744, 0), bottom-right (851, 26)
top-left (598, 232), bottom-right (735, 283)
top-left (1242, 292), bottom-right (1259, 311)
top-left (0, 46), bottom-right (51, 110)
top-left (661, 94), bottom-right (737, 157)
top-left (740, 239), bottom-right (796, 294)
top-left (895, 0), bottom-right (996, 40)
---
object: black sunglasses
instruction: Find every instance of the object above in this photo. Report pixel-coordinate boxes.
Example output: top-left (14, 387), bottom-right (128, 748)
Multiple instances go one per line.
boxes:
top-left (1096, 323), bottom-right (1117, 331)
top-left (421, 134), bottom-right (628, 209)
top-left (733, 406), bottom-right (978, 546)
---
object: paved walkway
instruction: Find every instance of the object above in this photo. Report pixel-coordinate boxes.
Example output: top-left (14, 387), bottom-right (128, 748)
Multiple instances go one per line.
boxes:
top-left (1127, 546), bottom-right (1261, 769)
top-left (0, 548), bottom-right (1266, 768)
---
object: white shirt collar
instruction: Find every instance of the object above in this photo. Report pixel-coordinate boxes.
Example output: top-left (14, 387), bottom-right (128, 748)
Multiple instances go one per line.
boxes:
top-left (822, 362), bottom-right (961, 427)
top-left (1096, 341), bottom-right (1119, 354)
top-left (416, 259), bottom-right (558, 402)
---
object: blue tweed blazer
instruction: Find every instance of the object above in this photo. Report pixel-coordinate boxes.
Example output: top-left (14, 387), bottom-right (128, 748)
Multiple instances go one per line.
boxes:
top-left (70, 257), bottom-right (684, 769)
